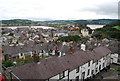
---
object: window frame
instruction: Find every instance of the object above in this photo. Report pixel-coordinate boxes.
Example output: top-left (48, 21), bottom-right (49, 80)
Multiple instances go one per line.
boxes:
top-left (76, 66), bottom-right (79, 73)
top-left (88, 61), bottom-right (90, 66)
top-left (75, 76), bottom-right (79, 81)
top-left (59, 71), bottom-right (65, 79)
top-left (87, 69), bottom-right (90, 76)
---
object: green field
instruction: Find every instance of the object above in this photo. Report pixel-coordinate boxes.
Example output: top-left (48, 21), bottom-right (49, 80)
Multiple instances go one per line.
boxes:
top-left (113, 26), bottom-right (120, 30)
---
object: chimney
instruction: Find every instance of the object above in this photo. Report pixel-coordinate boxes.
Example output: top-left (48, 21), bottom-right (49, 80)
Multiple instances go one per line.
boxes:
top-left (51, 29), bottom-right (54, 37)
top-left (69, 45), bottom-right (75, 54)
top-left (58, 51), bottom-right (62, 57)
top-left (62, 42), bottom-right (66, 46)
top-left (81, 44), bottom-right (86, 51)
top-left (55, 50), bottom-right (59, 56)
top-left (52, 50), bottom-right (55, 55)
top-left (33, 51), bottom-right (40, 63)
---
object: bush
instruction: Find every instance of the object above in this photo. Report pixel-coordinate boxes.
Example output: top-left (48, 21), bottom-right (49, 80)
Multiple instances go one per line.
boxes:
top-left (3, 61), bottom-right (16, 67)
top-left (16, 57), bottom-right (34, 65)
top-left (24, 57), bottom-right (34, 63)
top-left (40, 54), bottom-right (47, 59)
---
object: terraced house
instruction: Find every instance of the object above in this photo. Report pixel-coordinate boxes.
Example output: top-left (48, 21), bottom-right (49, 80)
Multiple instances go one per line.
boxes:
top-left (7, 46), bottom-right (114, 81)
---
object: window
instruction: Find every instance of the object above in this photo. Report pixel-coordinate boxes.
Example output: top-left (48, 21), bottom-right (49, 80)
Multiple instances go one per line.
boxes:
top-left (2, 50), bottom-right (4, 53)
top-left (99, 65), bottom-right (101, 71)
top-left (103, 57), bottom-right (105, 60)
top-left (81, 72), bottom-right (85, 81)
top-left (88, 62), bottom-right (90, 66)
top-left (46, 79), bottom-right (49, 81)
top-left (21, 53), bottom-right (23, 56)
top-left (75, 76), bottom-right (79, 81)
top-left (59, 71), bottom-right (65, 79)
top-left (96, 60), bottom-right (98, 65)
top-left (87, 69), bottom-right (90, 76)
top-left (41, 50), bottom-right (44, 53)
top-left (95, 67), bottom-right (98, 72)
top-left (91, 70), bottom-right (94, 75)
top-left (103, 63), bottom-right (105, 68)
top-left (76, 67), bottom-right (79, 73)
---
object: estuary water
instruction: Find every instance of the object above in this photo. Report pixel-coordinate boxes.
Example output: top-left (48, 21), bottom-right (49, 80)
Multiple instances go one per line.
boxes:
top-left (87, 25), bottom-right (104, 29)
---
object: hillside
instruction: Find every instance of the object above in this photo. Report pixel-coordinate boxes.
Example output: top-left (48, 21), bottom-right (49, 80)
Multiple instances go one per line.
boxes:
top-left (103, 20), bottom-right (120, 28)
top-left (93, 20), bottom-right (120, 41)
top-left (44, 19), bottom-right (118, 25)
top-left (1, 19), bottom-right (43, 26)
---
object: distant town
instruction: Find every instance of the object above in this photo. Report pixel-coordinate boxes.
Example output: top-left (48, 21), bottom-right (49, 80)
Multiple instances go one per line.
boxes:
top-left (0, 19), bottom-right (120, 81)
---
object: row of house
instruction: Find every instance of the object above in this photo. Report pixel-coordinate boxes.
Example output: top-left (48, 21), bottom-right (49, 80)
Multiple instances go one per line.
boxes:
top-left (2, 38), bottom-right (119, 64)
top-left (7, 46), bottom-right (117, 81)
top-left (1, 24), bottom-right (93, 46)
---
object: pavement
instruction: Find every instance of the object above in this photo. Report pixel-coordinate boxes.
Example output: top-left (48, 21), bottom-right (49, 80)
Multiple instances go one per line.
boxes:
top-left (94, 64), bottom-right (120, 80)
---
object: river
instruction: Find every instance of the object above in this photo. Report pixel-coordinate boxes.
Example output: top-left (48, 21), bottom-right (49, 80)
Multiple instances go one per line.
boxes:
top-left (87, 25), bottom-right (104, 29)
top-left (0, 25), bottom-right (104, 30)
top-left (0, 26), bottom-right (55, 30)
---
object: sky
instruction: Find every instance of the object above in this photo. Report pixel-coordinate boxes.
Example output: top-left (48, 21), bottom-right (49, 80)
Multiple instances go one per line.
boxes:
top-left (0, 0), bottom-right (119, 21)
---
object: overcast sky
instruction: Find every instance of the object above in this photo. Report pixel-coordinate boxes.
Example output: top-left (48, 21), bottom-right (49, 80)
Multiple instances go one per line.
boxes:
top-left (0, 0), bottom-right (119, 21)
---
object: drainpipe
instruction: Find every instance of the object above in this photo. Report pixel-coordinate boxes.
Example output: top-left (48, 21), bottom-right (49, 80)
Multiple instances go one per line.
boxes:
top-left (9, 70), bottom-right (12, 81)
top-left (68, 70), bottom-right (69, 81)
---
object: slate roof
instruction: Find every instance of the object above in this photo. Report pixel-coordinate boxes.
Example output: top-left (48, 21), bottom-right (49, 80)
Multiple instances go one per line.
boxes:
top-left (87, 46), bottom-right (111, 62)
top-left (8, 46), bottom-right (111, 79)
top-left (2, 44), bottom-right (35, 55)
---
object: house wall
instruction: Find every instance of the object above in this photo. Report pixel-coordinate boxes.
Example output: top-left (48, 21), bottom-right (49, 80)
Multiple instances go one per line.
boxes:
top-left (50, 75), bottom-right (59, 79)
top-left (49, 53), bottom-right (112, 81)
top-left (105, 54), bottom-right (111, 67)
top-left (50, 70), bottom-right (69, 80)
top-left (19, 53), bottom-right (25, 59)
top-left (94, 59), bottom-right (103, 75)
top-left (111, 53), bottom-right (118, 63)
top-left (81, 29), bottom-right (89, 37)
top-left (81, 62), bottom-right (90, 79)
top-left (69, 69), bottom-right (77, 79)
top-left (66, 54), bottom-right (111, 80)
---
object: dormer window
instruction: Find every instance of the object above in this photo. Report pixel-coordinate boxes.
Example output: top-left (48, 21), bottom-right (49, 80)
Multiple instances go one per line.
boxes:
top-left (41, 50), bottom-right (44, 53)
top-left (96, 60), bottom-right (98, 65)
top-left (76, 67), bottom-right (79, 73)
top-left (88, 62), bottom-right (90, 66)
top-left (59, 71), bottom-right (65, 79)
top-left (21, 53), bottom-right (23, 56)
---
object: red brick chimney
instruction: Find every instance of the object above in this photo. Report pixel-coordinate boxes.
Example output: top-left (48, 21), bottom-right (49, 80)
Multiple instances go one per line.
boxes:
top-left (33, 51), bottom-right (40, 63)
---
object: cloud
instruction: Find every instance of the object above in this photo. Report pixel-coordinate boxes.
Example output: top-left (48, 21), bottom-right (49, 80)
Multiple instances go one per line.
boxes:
top-left (81, 1), bottom-right (118, 18)
top-left (0, 0), bottom-right (119, 20)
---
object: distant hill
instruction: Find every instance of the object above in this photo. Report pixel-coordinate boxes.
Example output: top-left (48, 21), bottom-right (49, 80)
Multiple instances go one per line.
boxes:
top-left (2, 19), bottom-right (32, 24)
top-left (103, 20), bottom-right (120, 28)
top-left (44, 19), bottom-right (118, 25)
top-left (0, 19), bottom-right (43, 26)
top-left (0, 19), bottom-right (118, 26)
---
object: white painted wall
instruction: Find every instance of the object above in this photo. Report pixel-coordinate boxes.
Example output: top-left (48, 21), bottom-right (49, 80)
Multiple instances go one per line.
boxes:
top-left (81, 44), bottom-right (86, 51)
top-left (111, 53), bottom-right (118, 63)
top-left (81, 63), bottom-right (90, 79)
top-left (50, 70), bottom-right (69, 80)
top-left (69, 69), bottom-right (76, 79)
top-left (50, 74), bottom-right (59, 79)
